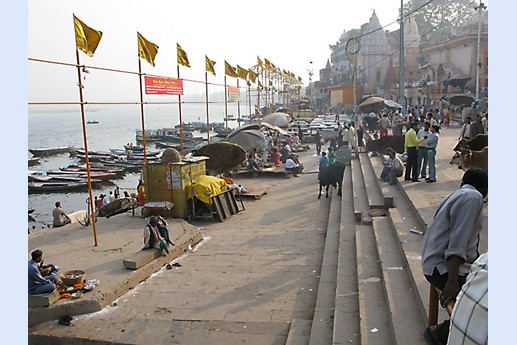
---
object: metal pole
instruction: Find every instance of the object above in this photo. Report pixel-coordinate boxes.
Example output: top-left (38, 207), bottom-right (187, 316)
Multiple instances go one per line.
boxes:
top-left (205, 72), bottom-right (210, 143)
top-left (399, 0), bottom-right (405, 99)
top-left (177, 65), bottom-right (184, 155)
top-left (475, 2), bottom-right (486, 99)
top-left (224, 75), bottom-right (228, 136)
top-left (138, 59), bottom-right (147, 163)
top-left (237, 78), bottom-right (241, 127)
top-left (75, 49), bottom-right (98, 246)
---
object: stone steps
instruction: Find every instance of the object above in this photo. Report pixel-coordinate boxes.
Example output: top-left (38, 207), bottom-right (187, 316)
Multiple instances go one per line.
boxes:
top-left (303, 150), bottom-right (436, 345)
top-left (307, 186), bottom-right (341, 345)
top-left (332, 163), bottom-right (360, 345)
top-left (354, 155), bottom-right (394, 345)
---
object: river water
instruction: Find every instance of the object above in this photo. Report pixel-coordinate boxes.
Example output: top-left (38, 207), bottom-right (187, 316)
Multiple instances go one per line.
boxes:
top-left (28, 103), bottom-right (232, 231)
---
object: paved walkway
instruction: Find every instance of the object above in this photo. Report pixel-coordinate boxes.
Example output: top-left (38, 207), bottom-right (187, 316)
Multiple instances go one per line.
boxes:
top-left (27, 124), bottom-right (488, 344)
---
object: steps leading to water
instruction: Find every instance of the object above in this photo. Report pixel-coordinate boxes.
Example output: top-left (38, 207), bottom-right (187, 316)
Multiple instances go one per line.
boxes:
top-left (332, 164), bottom-right (360, 345)
top-left (308, 187), bottom-right (341, 345)
top-left (303, 150), bottom-right (434, 345)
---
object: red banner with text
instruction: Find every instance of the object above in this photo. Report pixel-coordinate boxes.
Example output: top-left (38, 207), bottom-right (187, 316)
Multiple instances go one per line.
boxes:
top-left (145, 76), bottom-right (184, 95)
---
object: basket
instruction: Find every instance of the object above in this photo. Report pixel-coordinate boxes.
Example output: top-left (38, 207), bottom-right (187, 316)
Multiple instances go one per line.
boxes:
top-left (61, 270), bottom-right (86, 286)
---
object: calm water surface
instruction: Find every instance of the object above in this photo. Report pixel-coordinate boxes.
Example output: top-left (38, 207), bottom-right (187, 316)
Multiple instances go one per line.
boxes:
top-left (28, 103), bottom-right (230, 231)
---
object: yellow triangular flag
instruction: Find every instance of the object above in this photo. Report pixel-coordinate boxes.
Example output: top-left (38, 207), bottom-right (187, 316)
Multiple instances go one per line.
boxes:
top-left (73, 14), bottom-right (102, 57)
top-left (177, 43), bottom-right (191, 68)
top-left (257, 56), bottom-right (264, 68)
top-left (248, 70), bottom-right (258, 83)
top-left (237, 65), bottom-right (249, 80)
top-left (224, 61), bottom-right (239, 78)
top-left (205, 55), bottom-right (216, 76)
top-left (264, 58), bottom-right (272, 70)
top-left (137, 32), bottom-right (159, 67)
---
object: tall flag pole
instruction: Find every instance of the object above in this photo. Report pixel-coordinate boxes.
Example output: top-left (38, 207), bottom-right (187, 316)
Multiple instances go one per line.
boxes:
top-left (248, 69), bottom-right (258, 123)
top-left (137, 31), bottom-right (159, 164)
top-left (224, 61), bottom-right (238, 136)
top-left (205, 55), bottom-right (216, 143)
top-left (224, 75), bottom-right (228, 136)
top-left (176, 43), bottom-right (191, 156)
top-left (73, 14), bottom-right (102, 246)
top-left (237, 65), bottom-right (249, 127)
top-left (256, 56), bottom-right (264, 119)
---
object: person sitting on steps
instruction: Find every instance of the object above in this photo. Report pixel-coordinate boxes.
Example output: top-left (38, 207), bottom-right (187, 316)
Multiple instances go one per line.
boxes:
top-left (143, 216), bottom-right (175, 254)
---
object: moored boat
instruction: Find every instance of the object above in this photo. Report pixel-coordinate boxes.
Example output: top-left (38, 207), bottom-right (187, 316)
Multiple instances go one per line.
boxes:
top-left (29, 146), bottom-right (75, 157)
top-left (28, 181), bottom-right (90, 193)
top-left (135, 128), bottom-right (195, 143)
top-left (28, 157), bottom-right (41, 166)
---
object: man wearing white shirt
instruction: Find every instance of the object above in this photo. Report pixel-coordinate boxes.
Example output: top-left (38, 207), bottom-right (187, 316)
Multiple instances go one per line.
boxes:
top-left (285, 154), bottom-right (300, 177)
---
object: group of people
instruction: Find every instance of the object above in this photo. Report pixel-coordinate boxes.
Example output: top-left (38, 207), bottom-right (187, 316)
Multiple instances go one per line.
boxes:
top-left (403, 120), bottom-right (441, 183)
top-left (29, 214), bottom-right (177, 295)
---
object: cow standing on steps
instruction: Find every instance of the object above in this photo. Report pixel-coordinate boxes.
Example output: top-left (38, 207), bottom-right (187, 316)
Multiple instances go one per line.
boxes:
top-left (318, 161), bottom-right (345, 198)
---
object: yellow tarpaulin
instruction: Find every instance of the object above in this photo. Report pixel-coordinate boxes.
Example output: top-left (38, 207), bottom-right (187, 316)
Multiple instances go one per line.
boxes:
top-left (192, 175), bottom-right (228, 204)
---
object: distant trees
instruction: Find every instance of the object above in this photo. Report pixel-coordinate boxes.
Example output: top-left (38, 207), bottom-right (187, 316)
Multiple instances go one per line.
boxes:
top-left (404, 0), bottom-right (476, 35)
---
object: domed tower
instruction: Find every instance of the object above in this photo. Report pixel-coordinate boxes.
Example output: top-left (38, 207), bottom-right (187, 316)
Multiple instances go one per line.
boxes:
top-left (359, 10), bottom-right (391, 93)
top-left (403, 15), bottom-right (421, 84)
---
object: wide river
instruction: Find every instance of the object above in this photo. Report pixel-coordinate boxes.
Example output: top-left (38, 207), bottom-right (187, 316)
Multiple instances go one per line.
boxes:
top-left (28, 103), bottom-right (235, 232)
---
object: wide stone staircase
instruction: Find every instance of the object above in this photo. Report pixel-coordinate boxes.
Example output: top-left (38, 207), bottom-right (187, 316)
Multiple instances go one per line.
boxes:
top-left (286, 150), bottom-right (442, 344)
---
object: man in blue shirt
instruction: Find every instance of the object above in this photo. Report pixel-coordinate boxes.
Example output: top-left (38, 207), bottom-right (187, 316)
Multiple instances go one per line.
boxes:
top-left (28, 249), bottom-right (58, 295)
top-left (421, 168), bottom-right (488, 345)
top-left (318, 152), bottom-right (329, 181)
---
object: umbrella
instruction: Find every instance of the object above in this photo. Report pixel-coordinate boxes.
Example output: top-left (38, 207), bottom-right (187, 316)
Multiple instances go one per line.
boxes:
top-left (226, 124), bottom-right (261, 139)
top-left (262, 112), bottom-right (292, 128)
top-left (384, 99), bottom-right (402, 109)
top-left (225, 129), bottom-right (265, 152)
top-left (358, 96), bottom-right (386, 113)
top-left (193, 142), bottom-right (246, 171)
top-left (261, 122), bottom-right (290, 136)
top-left (448, 94), bottom-right (475, 107)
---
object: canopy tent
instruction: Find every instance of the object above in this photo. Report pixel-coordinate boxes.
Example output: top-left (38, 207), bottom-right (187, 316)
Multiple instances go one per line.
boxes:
top-left (262, 112), bottom-right (292, 128)
top-left (443, 76), bottom-right (472, 89)
top-left (193, 141), bottom-right (246, 171)
top-left (358, 96), bottom-right (385, 113)
top-left (225, 129), bottom-right (264, 152)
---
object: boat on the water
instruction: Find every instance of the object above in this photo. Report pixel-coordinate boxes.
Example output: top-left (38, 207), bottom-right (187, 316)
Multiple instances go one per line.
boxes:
top-left (109, 148), bottom-right (161, 157)
top-left (28, 181), bottom-right (90, 193)
top-left (29, 146), bottom-right (74, 157)
top-left (87, 120), bottom-right (99, 124)
top-left (135, 128), bottom-right (195, 143)
top-left (28, 157), bottom-right (41, 166)
top-left (48, 169), bottom-right (118, 180)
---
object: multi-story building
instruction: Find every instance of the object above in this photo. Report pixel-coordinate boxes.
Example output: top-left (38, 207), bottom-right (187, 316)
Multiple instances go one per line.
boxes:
top-left (307, 7), bottom-right (488, 112)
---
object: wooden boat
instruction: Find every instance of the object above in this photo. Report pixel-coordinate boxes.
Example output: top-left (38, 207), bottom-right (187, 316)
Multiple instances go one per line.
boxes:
top-left (135, 128), bottom-right (195, 143)
top-left (98, 159), bottom-right (143, 170)
top-left (48, 169), bottom-right (117, 180)
top-left (96, 197), bottom-right (137, 218)
top-left (29, 146), bottom-right (74, 157)
top-left (28, 157), bottom-right (41, 166)
top-left (123, 144), bottom-right (145, 151)
top-left (28, 181), bottom-right (89, 193)
top-left (60, 163), bottom-right (125, 174)
top-left (109, 148), bottom-right (161, 156)
top-left (28, 173), bottom-right (102, 184)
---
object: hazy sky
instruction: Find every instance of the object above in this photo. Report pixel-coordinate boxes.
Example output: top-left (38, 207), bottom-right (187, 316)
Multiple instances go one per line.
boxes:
top-left (28, 0), bottom-right (424, 103)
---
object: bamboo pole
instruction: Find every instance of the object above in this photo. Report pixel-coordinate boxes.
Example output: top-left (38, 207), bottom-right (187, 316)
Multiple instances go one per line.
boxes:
top-left (224, 75), bottom-right (228, 137)
top-left (138, 59), bottom-right (148, 163)
top-left (75, 49), bottom-right (98, 246)
top-left (177, 65), bottom-right (184, 155)
top-left (237, 78), bottom-right (241, 127)
top-left (205, 72), bottom-right (210, 143)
